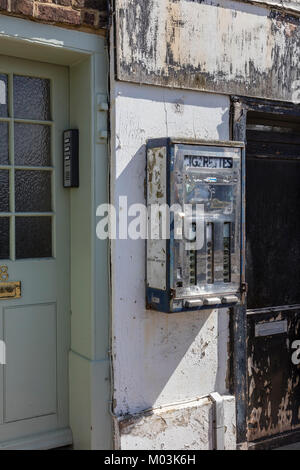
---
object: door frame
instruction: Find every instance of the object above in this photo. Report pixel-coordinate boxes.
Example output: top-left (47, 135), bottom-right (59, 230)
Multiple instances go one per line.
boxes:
top-left (230, 95), bottom-right (300, 449)
top-left (0, 14), bottom-right (111, 449)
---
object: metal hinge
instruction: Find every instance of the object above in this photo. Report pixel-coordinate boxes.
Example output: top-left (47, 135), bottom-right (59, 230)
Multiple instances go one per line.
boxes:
top-left (96, 93), bottom-right (109, 143)
top-left (241, 282), bottom-right (248, 294)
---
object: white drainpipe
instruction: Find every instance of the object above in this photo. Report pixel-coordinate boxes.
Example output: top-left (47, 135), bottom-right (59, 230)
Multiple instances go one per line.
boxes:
top-left (210, 392), bottom-right (225, 450)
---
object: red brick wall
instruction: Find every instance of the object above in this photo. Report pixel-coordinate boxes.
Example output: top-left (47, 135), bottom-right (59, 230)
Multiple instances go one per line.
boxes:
top-left (0, 0), bottom-right (108, 32)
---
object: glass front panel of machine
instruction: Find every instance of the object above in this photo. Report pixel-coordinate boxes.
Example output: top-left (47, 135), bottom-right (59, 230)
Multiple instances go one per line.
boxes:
top-left (171, 144), bottom-right (241, 306)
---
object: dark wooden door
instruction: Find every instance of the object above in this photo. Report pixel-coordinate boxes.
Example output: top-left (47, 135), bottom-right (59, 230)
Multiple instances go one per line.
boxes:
top-left (246, 116), bottom-right (300, 443)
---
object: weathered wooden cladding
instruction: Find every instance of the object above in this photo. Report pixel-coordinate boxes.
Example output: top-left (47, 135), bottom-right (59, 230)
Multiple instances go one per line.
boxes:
top-left (115, 0), bottom-right (300, 103)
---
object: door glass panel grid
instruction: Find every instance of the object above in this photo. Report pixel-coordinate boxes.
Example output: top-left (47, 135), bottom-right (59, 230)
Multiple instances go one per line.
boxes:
top-left (0, 72), bottom-right (54, 260)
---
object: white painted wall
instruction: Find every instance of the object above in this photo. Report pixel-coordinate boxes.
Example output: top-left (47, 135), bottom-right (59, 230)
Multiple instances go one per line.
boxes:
top-left (110, 82), bottom-right (232, 422)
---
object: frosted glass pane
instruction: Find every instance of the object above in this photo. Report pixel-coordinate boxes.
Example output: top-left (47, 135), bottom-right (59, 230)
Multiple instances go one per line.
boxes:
top-left (16, 216), bottom-right (52, 259)
top-left (14, 75), bottom-right (51, 121)
top-left (0, 74), bottom-right (8, 118)
top-left (0, 122), bottom-right (9, 164)
top-left (15, 170), bottom-right (51, 212)
top-left (0, 170), bottom-right (9, 212)
top-left (0, 217), bottom-right (9, 259)
top-left (15, 123), bottom-right (51, 166)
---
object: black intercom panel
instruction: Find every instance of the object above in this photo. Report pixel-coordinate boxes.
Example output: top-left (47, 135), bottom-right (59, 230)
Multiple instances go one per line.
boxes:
top-left (63, 129), bottom-right (79, 188)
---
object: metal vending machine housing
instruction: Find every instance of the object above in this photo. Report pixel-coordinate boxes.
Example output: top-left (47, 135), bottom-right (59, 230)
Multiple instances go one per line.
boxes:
top-left (146, 139), bottom-right (245, 313)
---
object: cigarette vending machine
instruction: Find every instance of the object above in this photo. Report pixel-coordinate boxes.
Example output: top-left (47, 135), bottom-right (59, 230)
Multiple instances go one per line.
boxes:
top-left (146, 138), bottom-right (244, 313)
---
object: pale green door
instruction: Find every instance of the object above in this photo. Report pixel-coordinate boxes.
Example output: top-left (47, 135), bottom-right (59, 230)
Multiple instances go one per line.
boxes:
top-left (0, 55), bottom-right (71, 448)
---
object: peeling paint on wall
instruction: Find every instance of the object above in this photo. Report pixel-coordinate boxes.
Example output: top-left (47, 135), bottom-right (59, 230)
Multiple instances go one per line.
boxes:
top-left (115, 0), bottom-right (300, 102)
